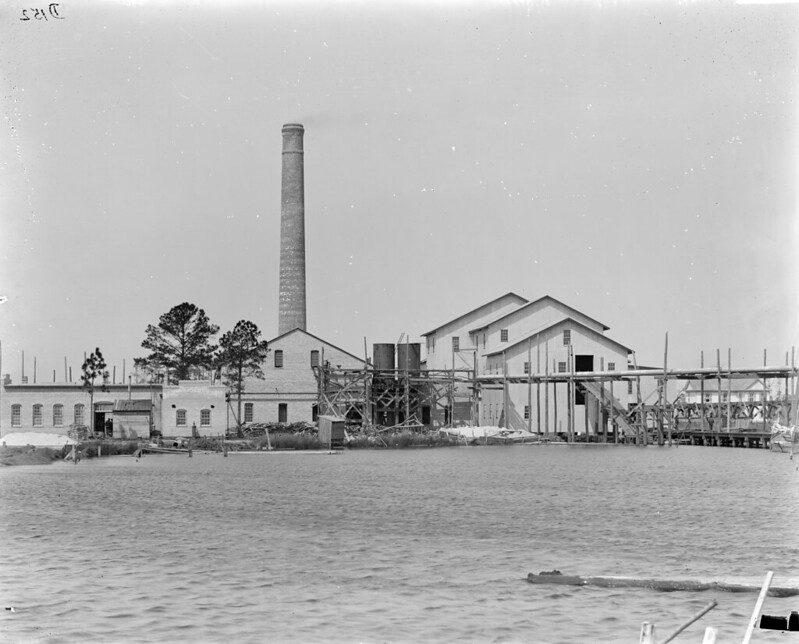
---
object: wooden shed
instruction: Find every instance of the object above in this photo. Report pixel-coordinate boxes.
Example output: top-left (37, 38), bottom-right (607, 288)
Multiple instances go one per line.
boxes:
top-left (318, 415), bottom-right (345, 449)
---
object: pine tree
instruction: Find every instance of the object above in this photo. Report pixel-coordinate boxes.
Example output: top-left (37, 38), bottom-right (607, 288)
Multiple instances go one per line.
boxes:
top-left (217, 320), bottom-right (269, 432)
top-left (139, 303), bottom-right (219, 383)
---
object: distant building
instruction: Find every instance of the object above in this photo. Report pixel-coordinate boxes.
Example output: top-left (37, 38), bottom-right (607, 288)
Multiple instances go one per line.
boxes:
top-left (162, 380), bottom-right (227, 437)
top-left (680, 378), bottom-right (766, 404)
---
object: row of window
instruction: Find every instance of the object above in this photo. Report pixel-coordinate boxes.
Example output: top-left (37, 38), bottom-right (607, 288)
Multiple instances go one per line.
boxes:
top-left (11, 403), bottom-right (84, 427)
top-left (452, 330), bottom-right (573, 353)
top-left (273, 350), bottom-right (320, 369)
top-left (175, 409), bottom-right (211, 427)
top-left (520, 361), bottom-right (616, 374)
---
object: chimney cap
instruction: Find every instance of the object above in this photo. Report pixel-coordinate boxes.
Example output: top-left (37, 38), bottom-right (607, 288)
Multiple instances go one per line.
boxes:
top-left (282, 123), bottom-right (304, 131)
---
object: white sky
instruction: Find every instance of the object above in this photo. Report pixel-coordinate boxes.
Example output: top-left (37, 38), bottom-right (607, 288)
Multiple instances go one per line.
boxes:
top-left (1, 0), bottom-right (797, 381)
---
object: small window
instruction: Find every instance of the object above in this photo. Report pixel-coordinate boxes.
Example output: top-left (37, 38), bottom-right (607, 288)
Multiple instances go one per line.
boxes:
top-left (558, 362), bottom-right (567, 373)
top-left (721, 392), bottom-right (728, 402)
top-left (524, 362), bottom-right (530, 374)
top-left (452, 336), bottom-right (460, 352)
top-left (274, 350), bottom-right (284, 368)
top-left (11, 404), bottom-right (21, 427)
top-left (563, 330), bottom-right (571, 346)
top-left (278, 403), bottom-right (288, 423)
top-left (482, 334), bottom-right (486, 349)
top-left (200, 409), bottom-right (211, 426)
top-left (500, 329), bottom-right (508, 342)
top-left (627, 380), bottom-right (633, 395)
top-left (53, 404), bottom-right (64, 426)
top-left (176, 409), bottom-right (187, 426)
top-left (32, 404), bottom-right (43, 427)
top-left (312, 404), bottom-right (318, 422)
top-left (523, 405), bottom-right (530, 420)
top-left (431, 336), bottom-right (436, 352)
top-left (608, 362), bottom-right (615, 371)
top-left (310, 350), bottom-right (320, 368)
top-left (244, 403), bottom-right (253, 423)
top-left (74, 403), bottom-right (85, 425)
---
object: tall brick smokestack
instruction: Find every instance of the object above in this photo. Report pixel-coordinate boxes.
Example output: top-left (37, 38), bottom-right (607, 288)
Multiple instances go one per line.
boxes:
top-left (278, 123), bottom-right (307, 335)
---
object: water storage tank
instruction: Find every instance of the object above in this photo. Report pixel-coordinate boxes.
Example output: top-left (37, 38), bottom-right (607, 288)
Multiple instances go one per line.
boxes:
top-left (397, 343), bottom-right (421, 372)
top-left (372, 343), bottom-right (396, 372)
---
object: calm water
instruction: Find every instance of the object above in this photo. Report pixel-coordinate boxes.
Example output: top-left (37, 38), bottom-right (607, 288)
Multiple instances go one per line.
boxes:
top-left (1, 446), bottom-right (797, 643)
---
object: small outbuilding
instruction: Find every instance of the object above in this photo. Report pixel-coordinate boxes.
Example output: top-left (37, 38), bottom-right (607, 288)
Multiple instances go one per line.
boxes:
top-left (318, 415), bottom-right (345, 449)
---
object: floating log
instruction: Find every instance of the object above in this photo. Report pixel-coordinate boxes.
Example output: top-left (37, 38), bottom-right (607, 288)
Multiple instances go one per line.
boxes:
top-left (525, 572), bottom-right (799, 597)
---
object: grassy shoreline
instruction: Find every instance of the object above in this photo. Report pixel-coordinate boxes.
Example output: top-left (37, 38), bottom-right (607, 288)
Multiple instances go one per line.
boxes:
top-left (0, 431), bottom-right (461, 465)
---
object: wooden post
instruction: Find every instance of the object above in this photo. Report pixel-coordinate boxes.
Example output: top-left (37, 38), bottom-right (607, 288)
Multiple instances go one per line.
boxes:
top-left (701, 627), bottom-right (718, 644)
top-left (122, 358), bottom-right (126, 384)
top-left (633, 352), bottom-right (645, 445)
top-left (536, 335), bottom-right (541, 434)
top-left (552, 358), bottom-right (557, 438)
top-left (527, 340), bottom-right (532, 433)
top-left (64, 356), bottom-right (68, 382)
top-left (639, 622), bottom-right (655, 644)
top-left (33, 356), bottom-right (37, 384)
top-left (716, 348), bottom-right (722, 435)
top-left (742, 571), bottom-right (773, 644)
top-left (567, 344), bottom-right (574, 443)
top-left (726, 348), bottom-right (732, 432)
top-left (404, 336), bottom-right (410, 425)
top-left (502, 351), bottom-right (508, 429)
top-left (600, 357), bottom-right (606, 443)
top-left (52, 369), bottom-right (55, 383)
top-left (700, 351), bottom-right (705, 432)
top-left (472, 349), bottom-right (478, 427)
top-left (69, 366), bottom-right (72, 382)
top-left (113, 365), bottom-right (116, 384)
top-left (763, 349), bottom-right (768, 435)
top-left (610, 378), bottom-right (617, 443)
top-left (544, 341), bottom-right (549, 437)
top-left (659, 600), bottom-right (717, 644)
top-left (662, 333), bottom-right (669, 446)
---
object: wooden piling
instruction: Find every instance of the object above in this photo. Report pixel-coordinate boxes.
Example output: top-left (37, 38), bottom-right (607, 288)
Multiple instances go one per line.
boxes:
top-left (700, 351), bottom-right (705, 432)
top-left (567, 344), bottom-right (574, 443)
top-left (639, 622), bottom-right (655, 644)
top-left (544, 341), bottom-right (549, 437)
top-left (742, 571), bottom-right (773, 644)
top-left (660, 600), bottom-right (717, 644)
top-left (552, 358), bottom-right (557, 438)
top-left (763, 349), bottom-right (768, 435)
top-left (536, 335), bottom-right (541, 434)
top-left (726, 348), bottom-right (732, 431)
top-left (527, 340), bottom-right (532, 433)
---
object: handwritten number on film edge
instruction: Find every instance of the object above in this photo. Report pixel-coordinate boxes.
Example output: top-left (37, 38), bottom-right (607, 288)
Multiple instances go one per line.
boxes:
top-left (20, 4), bottom-right (64, 20)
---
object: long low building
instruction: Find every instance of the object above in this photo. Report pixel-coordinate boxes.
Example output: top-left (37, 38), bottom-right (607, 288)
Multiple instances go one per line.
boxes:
top-left (1, 380), bottom-right (228, 439)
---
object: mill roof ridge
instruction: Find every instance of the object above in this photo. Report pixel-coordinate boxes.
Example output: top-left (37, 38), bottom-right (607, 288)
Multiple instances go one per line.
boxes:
top-left (421, 292), bottom-right (528, 337)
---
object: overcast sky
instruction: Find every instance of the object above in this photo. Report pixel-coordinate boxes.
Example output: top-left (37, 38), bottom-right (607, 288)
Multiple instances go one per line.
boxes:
top-left (1, 0), bottom-right (797, 382)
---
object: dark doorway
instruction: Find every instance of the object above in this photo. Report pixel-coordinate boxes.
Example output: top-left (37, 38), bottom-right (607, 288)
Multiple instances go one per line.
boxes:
top-left (574, 355), bottom-right (594, 406)
top-left (421, 406), bottom-right (431, 425)
top-left (278, 403), bottom-right (287, 423)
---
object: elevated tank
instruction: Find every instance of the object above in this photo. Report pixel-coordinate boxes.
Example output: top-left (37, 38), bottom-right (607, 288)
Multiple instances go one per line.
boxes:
top-left (396, 343), bottom-right (421, 372)
top-left (372, 343), bottom-right (396, 372)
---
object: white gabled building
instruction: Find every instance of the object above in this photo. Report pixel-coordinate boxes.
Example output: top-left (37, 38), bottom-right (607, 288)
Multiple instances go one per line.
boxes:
top-left (421, 293), bottom-right (635, 434)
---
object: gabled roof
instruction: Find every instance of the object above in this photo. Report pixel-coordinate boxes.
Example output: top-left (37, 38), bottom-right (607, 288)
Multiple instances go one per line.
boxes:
top-left (469, 295), bottom-right (609, 334)
top-left (683, 378), bottom-right (763, 392)
top-left (269, 327), bottom-right (365, 364)
top-left (484, 317), bottom-right (632, 357)
top-left (421, 292), bottom-right (528, 337)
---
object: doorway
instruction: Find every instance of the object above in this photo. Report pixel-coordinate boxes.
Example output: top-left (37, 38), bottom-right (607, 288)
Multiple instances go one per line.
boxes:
top-left (574, 355), bottom-right (594, 405)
